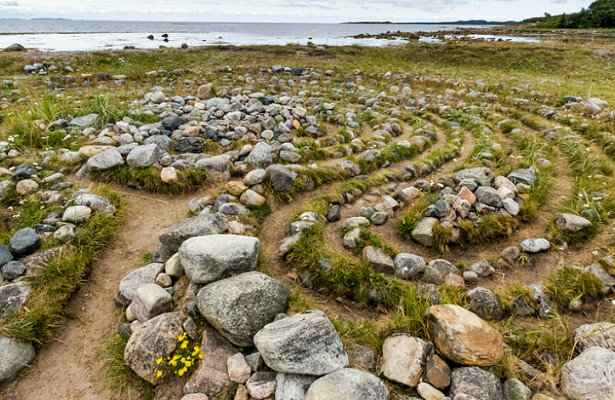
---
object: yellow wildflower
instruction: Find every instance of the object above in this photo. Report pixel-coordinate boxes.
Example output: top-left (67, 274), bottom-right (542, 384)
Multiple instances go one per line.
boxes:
top-left (156, 371), bottom-right (163, 378)
top-left (156, 358), bottom-right (163, 365)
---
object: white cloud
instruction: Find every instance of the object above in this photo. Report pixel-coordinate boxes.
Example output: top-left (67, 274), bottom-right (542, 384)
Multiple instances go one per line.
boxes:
top-left (0, 0), bottom-right (594, 22)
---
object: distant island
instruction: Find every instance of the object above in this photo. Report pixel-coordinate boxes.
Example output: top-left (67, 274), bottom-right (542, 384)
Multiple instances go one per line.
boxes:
top-left (343, 20), bottom-right (517, 25)
top-left (524, 0), bottom-right (615, 28)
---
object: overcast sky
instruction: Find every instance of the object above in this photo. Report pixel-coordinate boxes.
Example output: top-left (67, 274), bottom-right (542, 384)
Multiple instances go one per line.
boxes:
top-left (0, 0), bottom-right (594, 23)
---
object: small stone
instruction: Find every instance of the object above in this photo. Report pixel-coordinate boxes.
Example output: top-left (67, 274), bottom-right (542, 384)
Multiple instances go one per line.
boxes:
top-left (520, 238), bottom-right (550, 253)
top-left (417, 382), bottom-right (445, 400)
top-left (160, 167), bottom-right (178, 183)
top-left (246, 371), bottom-right (277, 399)
top-left (503, 378), bottom-right (532, 400)
top-left (227, 353), bottom-right (251, 384)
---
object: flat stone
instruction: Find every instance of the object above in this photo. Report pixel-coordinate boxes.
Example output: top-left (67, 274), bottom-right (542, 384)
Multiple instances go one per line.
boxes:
top-left (520, 238), bottom-right (550, 253)
top-left (158, 213), bottom-right (228, 252)
top-left (555, 213), bottom-right (592, 232)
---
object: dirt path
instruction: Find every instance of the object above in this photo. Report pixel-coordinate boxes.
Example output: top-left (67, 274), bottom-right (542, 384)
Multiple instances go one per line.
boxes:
top-left (1, 185), bottom-right (198, 400)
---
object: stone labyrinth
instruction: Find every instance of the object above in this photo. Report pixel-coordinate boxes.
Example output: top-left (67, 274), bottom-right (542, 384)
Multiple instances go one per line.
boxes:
top-left (1, 64), bottom-right (615, 400)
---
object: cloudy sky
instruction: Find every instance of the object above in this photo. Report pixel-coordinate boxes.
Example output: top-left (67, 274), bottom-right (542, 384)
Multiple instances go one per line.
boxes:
top-left (0, 0), bottom-right (594, 23)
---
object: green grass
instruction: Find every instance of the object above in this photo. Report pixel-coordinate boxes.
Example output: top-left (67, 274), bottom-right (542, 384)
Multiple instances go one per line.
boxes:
top-left (92, 166), bottom-right (209, 194)
top-left (0, 186), bottom-right (124, 342)
top-left (543, 266), bottom-right (603, 309)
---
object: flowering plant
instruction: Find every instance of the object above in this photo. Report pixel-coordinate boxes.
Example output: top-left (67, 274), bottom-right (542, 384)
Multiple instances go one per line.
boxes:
top-left (156, 332), bottom-right (204, 378)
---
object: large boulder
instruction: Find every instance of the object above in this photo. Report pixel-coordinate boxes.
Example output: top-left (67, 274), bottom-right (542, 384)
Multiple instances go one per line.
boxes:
top-left (9, 227), bottom-right (41, 257)
top-left (561, 347), bottom-right (615, 400)
top-left (254, 310), bottom-right (348, 375)
top-left (573, 322), bottom-right (615, 352)
top-left (245, 143), bottom-right (273, 169)
top-left (382, 334), bottom-right (432, 387)
top-left (2, 43), bottom-right (26, 52)
top-left (450, 367), bottom-right (504, 400)
top-left (455, 167), bottom-right (494, 186)
top-left (555, 213), bottom-right (592, 232)
top-left (116, 263), bottom-right (164, 306)
top-left (197, 272), bottom-right (289, 346)
top-left (124, 312), bottom-right (186, 384)
top-left (158, 213), bottom-right (228, 252)
top-left (126, 144), bottom-right (163, 168)
top-left (0, 282), bottom-right (30, 318)
top-left (179, 234), bottom-right (259, 284)
top-left (86, 148), bottom-right (124, 172)
top-left (0, 337), bottom-right (36, 383)
top-left (428, 304), bottom-right (503, 366)
top-left (184, 328), bottom-right (236, 395)
top-left (305, 368), bottom-right (389, 400)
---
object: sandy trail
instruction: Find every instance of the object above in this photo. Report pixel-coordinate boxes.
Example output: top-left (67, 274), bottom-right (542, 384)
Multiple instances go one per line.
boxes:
top-left (1, 185), bottom-right (197, 400)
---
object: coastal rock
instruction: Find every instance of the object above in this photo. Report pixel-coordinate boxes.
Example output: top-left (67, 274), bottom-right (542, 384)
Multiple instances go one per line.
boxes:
top-left (254, 310), bottom-right (348, 375)
top-left (197, 271), bottom-right (289, 346)
top-left (179, 234), bottom-right (259, 284)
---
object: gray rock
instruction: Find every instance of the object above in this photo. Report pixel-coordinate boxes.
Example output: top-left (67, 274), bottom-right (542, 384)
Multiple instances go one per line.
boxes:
top-left (561, 347), bottom-right (615, 400)
top-left (126, 144), bottom-right (163, 168)
top-left (507, 169), bottom-right (537, 186)
top-left (467, 287), bottom-right (504, 320)
top-left (455, 167), bottom-right (494, 186)
top-left (1, 260), bottom-right (26, 280)
top-left (0, 336), bottom-right (36, 383)
top-left (70, 113), bottom-right (98, 128)
top-left (555, 213), bottom-right (592, 232)
top-left (362, 246), bottom-right (394, 275)
top-left (129, 283), bottom-right (173, 322)
top-left (412, 217), bottom-right (437, 246)
top-left (394, 253), bottom-right (426, 280)
top-left (196, 155), bottom-right (231, 181)
top-left (370, 212), bottom-right (388, 225)
top-left (502, 198), bottom-right (520, 216)
top-left (124, 312), bottom-right (186, 384)
top-left (158, 213), bottom-right (228, 252)
top-left (217, 202), bottom-right (247, 215)
top-left (266, 164), bottom-right (294, 192)
top-left (197, 271), bottom-right (289, 346)
top-left (475, 186), bottom-right (502, 208)
top-left (470, 260), bottom-right (495, 278)
top-left (184, 328), bottom-right (236, 395)
top-left (573, 322), bottom-right (615, 352)
top-left (424, 259), bottom-right (458, 285)
top-left (520, 238), bottom-right (550, 253)
top-left (71, 192), bottom-right (116, 216)
top-left (254, 310), bottom-right (348, 375)
top-left (0, 282), bottom-right (30, 317)
top-left (503, 378), bottom-right (531, 400)
top-left (450, 367), bottom-right (504, 400)
top-left (227, 353), bottom-right (251, 383)
top-left (245, 143), bottom-right (273, 168)
top-left (246, 370), bottom-right (277, 399)
top-left (326, 205), bottom-right (341, 222)
top-left (179, 234), bottom-right (259, 285)
top-left (0, 244), bottom-right (13, 267)
top-left (86, 148), bottom-right (124, 172)
top-left (341, 160), bottom-right (361, 177)
top-left (116, 263), bottom-right (164, 306)
top-left (347, 344), bottom-right (378, 373)
top-left (275, 373), bottom-right (317, 400)
top-left (244, 168), bottom-right (267, 186)
top-left (305, 368), bottom-right (389, 400)
top-left (9, 227), bottom-right (41, 257)
top-left (382, 334), bottom-right (432, 387)
top-left (62, 205), bottom-right (92, 223)
top-left (175, 137), bottom-right (204, 153)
